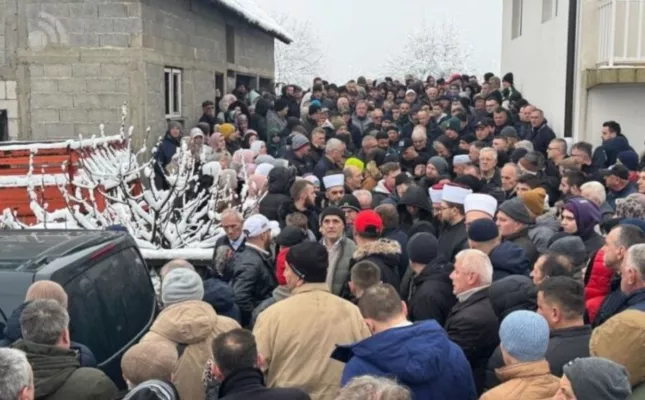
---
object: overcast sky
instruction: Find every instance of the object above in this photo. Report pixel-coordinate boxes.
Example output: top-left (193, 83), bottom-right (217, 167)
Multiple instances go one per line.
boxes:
top-left (256, 0), bottom-right (503, 84)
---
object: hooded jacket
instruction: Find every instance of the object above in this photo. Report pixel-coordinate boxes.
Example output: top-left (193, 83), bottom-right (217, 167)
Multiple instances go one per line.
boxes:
top-left (342, 239), bottom-right (402, 299)
top-left (489, 242), bottom-right (531, 281)
top-left (371, 179), bottom-right (393, 207)
top-left (603, 135), bottom-right (634, 167)
top-left (253, 283), bottom-right (370, 400)
top-left (259, 167), bottom-right (294, 222)
top-left (140, 300), bottom-right (240, 400)
top-left (266, 110), bottom-right (287, 156)
top-left (408, 260), bottom-right (456, 326)
top-left (334, 321), bottom-right (477, 400)
top-left (12, 340), bottom-right (117, 400)
top-left (398, 185), bottom-right (438, 236)
top-left (0, 302), bottom-right (97, 368)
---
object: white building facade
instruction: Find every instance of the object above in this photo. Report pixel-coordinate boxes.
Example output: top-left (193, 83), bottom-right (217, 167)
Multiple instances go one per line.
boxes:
top-left (502, 0), bottom-right (645, 153)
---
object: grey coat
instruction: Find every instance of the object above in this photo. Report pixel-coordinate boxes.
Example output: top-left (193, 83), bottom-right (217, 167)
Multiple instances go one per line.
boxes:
top-left (530, 209), bottom-right (560, 254)
top-left (328, 237), bottom-right (357, 296)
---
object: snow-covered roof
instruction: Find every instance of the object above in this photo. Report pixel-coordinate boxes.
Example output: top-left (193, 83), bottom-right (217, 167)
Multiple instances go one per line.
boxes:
top-left (211, 0), bottom-right (292, 44)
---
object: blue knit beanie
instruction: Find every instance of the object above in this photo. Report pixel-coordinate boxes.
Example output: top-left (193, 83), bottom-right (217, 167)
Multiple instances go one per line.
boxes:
top-left (500, 310), bottom-right (550, 362)
top-left (618, 150), bottom-right (639, 171)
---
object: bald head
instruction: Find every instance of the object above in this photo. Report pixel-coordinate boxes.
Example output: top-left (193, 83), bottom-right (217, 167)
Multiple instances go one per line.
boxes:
top-left (160, 259), bottom-right (196, 278)
top-left (25, 280), bottom-right (68, 309)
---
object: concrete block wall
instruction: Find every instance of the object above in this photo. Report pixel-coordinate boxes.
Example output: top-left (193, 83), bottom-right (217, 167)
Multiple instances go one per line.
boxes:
top-left (0, 81), bottom-right (19, 139)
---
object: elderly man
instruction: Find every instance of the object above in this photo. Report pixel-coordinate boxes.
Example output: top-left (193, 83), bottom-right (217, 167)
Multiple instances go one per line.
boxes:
top-left (214, 209), bottom-right (246, 255)
top-left (344, 165), bottom-right (363, 193)
top-left (0, 348), bottom-right (34, 400)
top-left (12, 300), bottom-right (118, 399)
top-left (253, 242), bottom-right (370, 400)
top-left (313, 138), bottom-right (345, 188)
top-left (352, 189), bottom-right (373, 210)
top-left (464, 193), bottom-right (498, 228)
top-left (322, 174), bottom-right (345, 207)
top-left (479, 148), bottom-right (501, 189)
top-left (605, 164), bottom-right (637, 210)
top-left (318, 207), bottom-right (357, 297)
top-left (445, 249), bottom-right (499, 395)
top-left (496, 197), bottom-right (539, 265)
top-left (453, 154), bottom-right (471, 178)
top-left (358, 135), bottom-right (378, 162)
top-left (500, 163), bottom-right (520, 200)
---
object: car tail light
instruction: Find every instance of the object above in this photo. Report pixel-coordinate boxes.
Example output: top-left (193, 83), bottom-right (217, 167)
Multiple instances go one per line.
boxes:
top-left (90, 243), bottom-right (116, 260)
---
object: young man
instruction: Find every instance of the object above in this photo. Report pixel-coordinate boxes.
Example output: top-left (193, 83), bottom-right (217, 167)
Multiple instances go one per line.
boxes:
top-left (348, 260), bottom-right (381, 300)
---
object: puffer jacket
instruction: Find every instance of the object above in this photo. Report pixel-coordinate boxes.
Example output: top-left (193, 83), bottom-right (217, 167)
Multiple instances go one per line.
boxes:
top-left (11, 340), bottom-right (117, 400)
top-left (259, 167), bottom-right (294, 222)
top-left (585, 248), bottom-right (614, 324)
top-left (488, 242), bottom-right (531, 282)
top-left (231, 244), bottom-right (279, 326)
top-left (140, 301), bottom-right (241, 400)
top-left (327, 237), bottom-right (357, 296)
top-left (590, 310), bottom-right (645, 399)
top-left (480, 360), bottom-right (559, 400)
top-left (340, 239), bottom-right (401, 300)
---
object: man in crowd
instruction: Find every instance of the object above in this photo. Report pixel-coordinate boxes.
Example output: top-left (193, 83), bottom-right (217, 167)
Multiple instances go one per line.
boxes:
top-left (496, 198), bottom-right (539, 265)
top-left (210, 329), bottom-right (310, 400)
top-left (530, 253), bottom-right (574, 285)
top-left (445, 249), bottom-right (499, 394)
top-left (322, 174), bottom-right (345, 207)
top-left (500, 163), bottom-right (520, 200)
top-left (253, 242), bottom-right (370, 400)
top-left (344, 165), bottom-right (363, 193)
top-left (320, 207), bottom-right (356, 296)
top-left (0, 348), bottom-right (34, 400)
top-left (313, 138), bottom-right (345, 185)
top-left (438, 183), bottom-right (472, 263)
top-left (537, 277), bottom-right (591, 377)
top-left (334, 284), bottom-right (476, 399)
top-left (571, 141), bottom-right (600, 180)
top-left (604, 164), bottom-right (637, 209)
top-left (547, 138), bottom-right (568, 177)
top-left (121, 341), bottom-right (180, 399)
top-left (560, 170), bottom-right (586, 200)
top-left (285, 135), bottom-right (313, 176)
top-left (371, 162), bottom-right (401, 206)
top-left (214, 209), bottom-right (246, 255)
top-left (479, 148), bottom-right (502, 190)
top-left (12, 300), bottom-right (117, 399)
top-left (527, 108), bottom-right (556, 155)
top-left (278, 180), bottom-right (319, 235)
top-left (464, 193), bottom-right (498, 228)
top-left (348, 261), bottom-right (381, 300)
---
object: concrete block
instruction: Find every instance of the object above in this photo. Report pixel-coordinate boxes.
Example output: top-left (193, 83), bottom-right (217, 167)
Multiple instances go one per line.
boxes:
top-left (24, 4), bottom-right (40, 19)
top-left (5, 81), bottom-right (16, 100)
top-left (113, 18), bottom-right (142, 34)
top-left (31, 110), bottom-right (60, 123)
top-left (74, 93), bottom-right (125, 109)
top-left (32, 94), bottom-right (74, 109)
top-left (87, 78), bottom-right (115, 93)
top-left (0, 100), bottom-right (18, 118)
top-left (60, 109), bottom-right (89, 122)
top-left (127, 3), bottom-right (141, 18)
top-left (8, 119), bottom-right (19, 140)
top-left (58, 78), bottom-right (87, 93)
top-left (69, 4), bottom-right (97, 18)
top-left (69, 33), bottom-right (99, 47)
top-left (45, 123), bottom-right (75, 139)
top-left (72, 63), bottom-right (101, 77)
top-left (31, 79), bottom-right (59, 93)
top-left (44, 64), bottom-right (72, 78)
top-left (41, 4), bottom-right (70, 17)
top-left (74, 123), bottom-right (106, 136)
top-left (29, 65), bottom-right (44, 77)
top-left (88, 109), bottom-right (120, 123)
top-left (87, 19), bottom-right (113, 34)
top-left (100, 63), bottom-right (129, 77)
top-left (99, 4), bottom-right (128, 18)
top-left (99, 34), bottom-right (130, 48)
top-left (0, 51), bottom-right (4, 67)
top-left (114, 78), bottom-right (130, 93)
top-left (0, 81), bottom-right (5, 99)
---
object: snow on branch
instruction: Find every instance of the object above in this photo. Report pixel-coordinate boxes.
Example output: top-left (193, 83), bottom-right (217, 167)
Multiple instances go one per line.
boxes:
top-left (0, 104), bottom-right (260, 254)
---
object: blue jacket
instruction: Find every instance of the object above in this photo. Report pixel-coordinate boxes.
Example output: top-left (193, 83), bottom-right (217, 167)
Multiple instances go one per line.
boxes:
top-left (0, 302), bottom-right (97, 367)
top-left (203, 278), bottom-right (241, 323)
top-left (489, 242), bottom-right (531, 281)
top-left (333, 321), bottom-right (476, 400)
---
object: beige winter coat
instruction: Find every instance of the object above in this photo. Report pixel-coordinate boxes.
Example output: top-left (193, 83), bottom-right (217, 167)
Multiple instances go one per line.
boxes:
top-left (480, 360), bottom-right (559, 400)
top-left (253, 283), bottom-right (371, 400)
top-left (140, 300), bottom-right (240, 400)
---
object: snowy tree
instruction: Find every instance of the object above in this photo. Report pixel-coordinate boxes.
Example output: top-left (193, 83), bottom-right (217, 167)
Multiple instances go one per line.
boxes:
top-left (0, 105), bottom-right (265, 258)
top-left (273, 14), bottom-right (325, 88)
top-left (384, 19), bottom-right (470, 81)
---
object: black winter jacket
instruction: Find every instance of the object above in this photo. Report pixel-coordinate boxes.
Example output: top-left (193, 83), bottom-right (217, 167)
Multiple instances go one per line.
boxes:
top-left (503, 228), bottom-right (539, 266)
top-left (258, 167), bottom-right (294, 222)
top-left (408, 260), bottom-right (456, 326)
top-left (231, 245), bottom-right (278, 326)
top-left (444, 288), bottom-right (499, 395)
top-left (437, 220), bottom-right (469, 264)
top-left (397, 186), bottom-right (439, 237)
top-left (276, 200), bottom-right (320, 238)
top-left (340, 239), bottom-right (402, 299)
top-left (284, 148), bottom-right (313, 176)
top-left (488, 242), bottom-right (531, 281)
top-left (215, 368), bottom-right (310, 400)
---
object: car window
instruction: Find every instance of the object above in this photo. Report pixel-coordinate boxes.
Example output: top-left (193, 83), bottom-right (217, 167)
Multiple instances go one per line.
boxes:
top-left (64, 247), bottom-right (155, 364)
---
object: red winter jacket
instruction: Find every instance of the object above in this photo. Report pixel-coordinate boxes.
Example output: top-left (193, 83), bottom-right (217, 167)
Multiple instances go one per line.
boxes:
top-left (585, 248), bottom-right (614, 323)
top-left (275, 246), bottom-right (289, 286)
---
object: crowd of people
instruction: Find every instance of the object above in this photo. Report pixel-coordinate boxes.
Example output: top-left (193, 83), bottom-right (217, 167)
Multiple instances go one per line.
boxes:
top-left (2, 72), bottom-right (645, 400)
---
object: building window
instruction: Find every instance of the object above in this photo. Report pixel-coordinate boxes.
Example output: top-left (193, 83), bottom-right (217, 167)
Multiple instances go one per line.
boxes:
top-left (164, 67), bottom-right (182, 118)
top-left (512, 0), bottom-right (523, 39)
top-left (226, 25), bottom-right (235, 64)
top-left (542, 0), bottom-right (558, 22)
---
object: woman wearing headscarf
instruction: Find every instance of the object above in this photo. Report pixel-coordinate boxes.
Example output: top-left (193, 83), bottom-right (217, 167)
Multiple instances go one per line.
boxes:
top-left (219, 123), bottom-right (241, 154)
top-left (241, 129), bottom-right (258, 149)
top-left (560, 197), bottom-right (604, 259)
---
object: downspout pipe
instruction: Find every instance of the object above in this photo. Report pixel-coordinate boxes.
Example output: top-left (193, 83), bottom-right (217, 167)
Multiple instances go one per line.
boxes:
top-left (564, 0), bottom-right (580, 138)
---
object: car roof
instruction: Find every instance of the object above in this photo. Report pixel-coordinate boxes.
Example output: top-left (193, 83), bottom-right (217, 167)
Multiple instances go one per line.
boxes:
top-left (0, 230), bottom-right (125, 271)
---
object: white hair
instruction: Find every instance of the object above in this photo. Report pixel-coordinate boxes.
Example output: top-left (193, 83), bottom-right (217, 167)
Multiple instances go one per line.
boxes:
top-left (411, 127), bottom-right (426, 141)
top-left (480, 147), bottom-right (498, 160)
top-left (580, 181), bottom-right (606, 206)
top-left (353, 189), bottom-right (372, 206)
top-left (0, 348), bottom-right (32, 400)
top-left (334, 375), bottom-right (411, 400)
top-left (515, 140), bottom-right (534, 152)
top-left (626, 244), bottom-right (645, 278)
top-left (455, 249), bottom-right (493, 286)
top-left (221, 208), bottom-right (243, 221)
top-left (326, 138), bottom-right (345, 155)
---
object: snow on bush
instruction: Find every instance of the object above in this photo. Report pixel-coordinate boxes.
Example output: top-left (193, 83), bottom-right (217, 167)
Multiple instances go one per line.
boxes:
top-left (0, 105), bottom-right (261, 257)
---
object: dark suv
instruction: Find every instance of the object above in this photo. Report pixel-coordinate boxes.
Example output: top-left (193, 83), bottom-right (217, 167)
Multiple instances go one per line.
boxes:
top-left (0, 230), bottom-right (157, 388)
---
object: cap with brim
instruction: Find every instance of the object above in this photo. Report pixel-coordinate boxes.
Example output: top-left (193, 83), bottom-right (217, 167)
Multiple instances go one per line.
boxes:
top-left (601, 164), bottom-right (630, 180)
top-left (243, 214), bottom-right (272, 237)
top-left (400, 137), bottom-right (414, 150)
top-left (442, 183), bottom-right (472, 204)
top-left (338, 195), bottom-right (361, 212)
top-left (322, 174), bottom-right (344, 189)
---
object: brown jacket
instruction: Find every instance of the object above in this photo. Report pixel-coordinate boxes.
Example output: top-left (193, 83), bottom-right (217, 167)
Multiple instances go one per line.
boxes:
top-left (140, 300), bottom-right (240, 400)
top-left (253, 283), bottom-right (371, 400)
top-left (480, 360), bottom-right (559, 400)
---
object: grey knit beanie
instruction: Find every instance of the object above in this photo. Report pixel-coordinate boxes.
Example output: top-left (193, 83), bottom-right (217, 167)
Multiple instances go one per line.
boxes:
top-left (549, 236), bottom-right (588, 266)
top-left (427, 156), bottom-right (449, 176)
top-left (500, 310), bottom-right (550, 362)
top-left (564, 357), bottom-right (631, 400)
top-left (161, 268), bottom-right (205, 306)
top-left (498, 198), bottom-right (533, 225)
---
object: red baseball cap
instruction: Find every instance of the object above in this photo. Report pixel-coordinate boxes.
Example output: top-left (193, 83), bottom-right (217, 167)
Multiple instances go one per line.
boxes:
top-left (354, 210), bottom-right (383, 237)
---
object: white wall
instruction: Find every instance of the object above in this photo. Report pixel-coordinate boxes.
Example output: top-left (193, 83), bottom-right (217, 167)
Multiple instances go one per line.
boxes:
top-left (585, 84), bottom-right (645, 154)
top-left (501, 0), bottom-right (569, 136)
